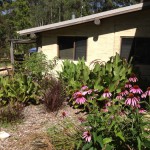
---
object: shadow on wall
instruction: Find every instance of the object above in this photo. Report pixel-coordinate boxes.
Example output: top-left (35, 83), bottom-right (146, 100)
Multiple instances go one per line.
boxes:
top-left (130, 0), bottom-right (150, 88)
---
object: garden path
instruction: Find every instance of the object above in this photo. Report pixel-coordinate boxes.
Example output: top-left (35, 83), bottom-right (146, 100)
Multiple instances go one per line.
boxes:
top-left (0, 104), bottom-right (82, 150)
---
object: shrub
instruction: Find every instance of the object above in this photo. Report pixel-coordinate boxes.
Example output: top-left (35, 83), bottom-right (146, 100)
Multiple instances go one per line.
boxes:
top-left (43, 76), bottom-right (65, 112)
top-left (0, 73), bottom-right (41, 106)
top-left (0, 102), bottom-right (24, 127)
top-left (15, 52), bottom-right (58, 82)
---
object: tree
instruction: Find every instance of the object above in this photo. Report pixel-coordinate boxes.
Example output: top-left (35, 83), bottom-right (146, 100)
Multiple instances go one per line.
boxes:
top-left (90, 0), bottom-right (141, 13)
top-left (0, 0), bottom-right (141, 58)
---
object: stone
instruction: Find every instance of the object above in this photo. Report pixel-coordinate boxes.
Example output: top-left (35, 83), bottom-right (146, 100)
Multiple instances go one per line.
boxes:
top-left (0, 131), bottom-right (10, 140)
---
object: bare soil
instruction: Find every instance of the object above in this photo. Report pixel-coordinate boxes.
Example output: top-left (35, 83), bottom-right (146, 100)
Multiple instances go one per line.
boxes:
top-left (0, 104), bottom-right (83, 150)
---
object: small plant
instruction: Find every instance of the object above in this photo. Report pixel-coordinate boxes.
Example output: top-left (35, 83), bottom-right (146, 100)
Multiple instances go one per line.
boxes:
top-left (22, 52), bottom-right (58, 81)
top-left (0, 73), bottom-right (41, 106)
top-left (47, 118), bottom-right (83, 150)
top-left (0, 102), bottom-right (24, 127)
top-left (43, 76), bottom-right (65, 112)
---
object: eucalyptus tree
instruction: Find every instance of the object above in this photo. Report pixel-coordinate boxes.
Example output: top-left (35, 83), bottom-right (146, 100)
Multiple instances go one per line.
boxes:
top-left (90, 0), bottom-right (141, 13)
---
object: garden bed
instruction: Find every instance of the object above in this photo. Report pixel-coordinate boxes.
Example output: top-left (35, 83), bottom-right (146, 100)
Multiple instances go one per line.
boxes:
top-left (0, 53), bottom-right (150, 149)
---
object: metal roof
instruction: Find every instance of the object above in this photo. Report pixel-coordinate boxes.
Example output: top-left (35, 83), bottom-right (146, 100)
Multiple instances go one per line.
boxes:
top-left (9, 39), bottom-right (36, 44)
top-left (17, 2), bottom-right (150, 35)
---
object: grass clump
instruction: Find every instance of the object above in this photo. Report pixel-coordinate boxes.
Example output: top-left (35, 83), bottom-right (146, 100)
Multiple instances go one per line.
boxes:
top-left (47, 118), bottom-right (83, 150)
top-left (0, 102), bottom-right (24, 127)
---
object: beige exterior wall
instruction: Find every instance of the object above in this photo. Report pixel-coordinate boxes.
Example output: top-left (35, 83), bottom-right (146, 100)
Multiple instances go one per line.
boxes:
top-left (39, 9), bottom-right (150, 66)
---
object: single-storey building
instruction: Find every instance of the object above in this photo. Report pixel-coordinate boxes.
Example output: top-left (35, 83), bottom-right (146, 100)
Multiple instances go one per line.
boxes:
top-left (18, 2), bottom-right (150, 83)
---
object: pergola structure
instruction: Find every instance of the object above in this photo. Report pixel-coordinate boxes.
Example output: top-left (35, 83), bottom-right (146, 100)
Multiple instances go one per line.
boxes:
top-left (9, 39), bottom-right (36, 65)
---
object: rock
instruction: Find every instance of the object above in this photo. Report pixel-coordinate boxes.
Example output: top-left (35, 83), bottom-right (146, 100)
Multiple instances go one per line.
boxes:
top-left (0, 131), bottom-right (10, 140)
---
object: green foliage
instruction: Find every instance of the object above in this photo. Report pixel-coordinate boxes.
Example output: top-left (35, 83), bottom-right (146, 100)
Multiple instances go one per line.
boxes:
top-left (90, 53), bottom-right (132, 91)
top-left (59, 53), bottom-right (150, 149)
top-left (58, 58), bottom-right (90, 96)
top-left (0, 52), bottom-right (58, 107)
top-left (79, 102), bottom-right (150, 150)
top-left (0, 74), bottom-right (41, 106)
top-left (59, 53), bottom-right (132, 109)
top-left (20, 52), bottom-right (58, 81)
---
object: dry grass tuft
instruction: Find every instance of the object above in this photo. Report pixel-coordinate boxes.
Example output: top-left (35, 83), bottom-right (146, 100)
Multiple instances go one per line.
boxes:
top-left (15, 132), bottom-right (54, 150)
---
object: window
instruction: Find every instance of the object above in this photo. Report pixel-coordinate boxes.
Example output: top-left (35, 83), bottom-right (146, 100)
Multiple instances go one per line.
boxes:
top-left (58, 36), bottom-right (87, 60)
top-left (121, 38), bottom-right (150, 65)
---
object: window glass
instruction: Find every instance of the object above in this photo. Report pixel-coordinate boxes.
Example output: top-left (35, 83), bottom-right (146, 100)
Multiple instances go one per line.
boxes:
top-left (58, 37), bottom-right (74, 59)
top-left (58, 36), bottom-right (87, 60)
top-left (121, 38), bottom-right (150, 65)
top-left (75, 37), bottom-right (87, 60)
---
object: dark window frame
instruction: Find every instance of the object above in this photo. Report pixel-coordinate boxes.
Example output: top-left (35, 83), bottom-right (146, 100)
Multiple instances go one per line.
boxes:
top-left (120, 37), bottom-right (150, 65)
top-left (58, 36), bottom-right (87, 61)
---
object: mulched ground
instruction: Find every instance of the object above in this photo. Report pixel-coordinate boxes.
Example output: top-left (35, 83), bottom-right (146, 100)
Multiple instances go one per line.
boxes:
top-left (0, 104), bottom-right (84, 150)
top-left (0, 103), bottom-right (149, 150)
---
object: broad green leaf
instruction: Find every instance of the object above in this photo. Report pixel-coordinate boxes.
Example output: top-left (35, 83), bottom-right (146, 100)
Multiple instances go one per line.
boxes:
top-left (116, 131), bottom-right (125, 142)
top-left (103, 138), bottom-right (112, 144)
top-left (97, 135), bottom-right (104, 148)
top-left (105, 144), bottom-right (112, 150)
top-left (92, 132), bottom-right (97, 144)
top-left (82, 142), bottom-right (93, 150)
top-left (137, 137), bottom-right (141, 150)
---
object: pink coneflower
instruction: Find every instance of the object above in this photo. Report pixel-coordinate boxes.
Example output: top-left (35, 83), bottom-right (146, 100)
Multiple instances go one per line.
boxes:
top-left (102, 89), bottom-right (112, 98)
top-left (73, 91), bottom-right (87, 104)
top-left (116, 93), bottom-right (124, 100)
top-left (83, 131), bottom-right (91, 142)
top-left (125, 93), bottom-right (139, 107)
top-left (146, 87), bottom-right (150, 96)
top-left (105, 101), bottom-right (111, 107)
top-left (81, 85), bottom-right (88, 91)
top-left (141, 87), bottom-right (150, 98)
top-left (101, 107), bottom-right (108, 112)
top-left (130, 85), bottom-right (143, 94)
top-left (119, 111), bottom-right (125, 116)
top-left (120, 87), bottom-right (129, 96)
top-left (81, 86), bottom-right (92, 95)
top-left (125, 82), bottom-right (132, 88)
top-left (82, 90), bottom-right (93, 95)
top-left (61, 111), bottom-right (68, 118)
top-left (141, 92), bottom-right (147, 98)
top-left (136, 103), bottom-right (141, 108)
top-left (87, 89), bottom-right (92, 94)
top-left (139, 109), bottom-right (147, 114)
top-left (94, 89), bottom-right (99, 93)
top-left (78, 117), bottom-right (85, 123)
top-left (129, 73), bottom-right (138, 82)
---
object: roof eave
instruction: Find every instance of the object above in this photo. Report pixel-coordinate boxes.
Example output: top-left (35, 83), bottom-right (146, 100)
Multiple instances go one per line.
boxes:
top-left (17, 2), bottom-right (150, 35)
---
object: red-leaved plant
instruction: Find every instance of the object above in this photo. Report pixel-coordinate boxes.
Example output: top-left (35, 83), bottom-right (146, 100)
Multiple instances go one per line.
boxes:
top-left (43, 76), bottom-right (65, 112)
